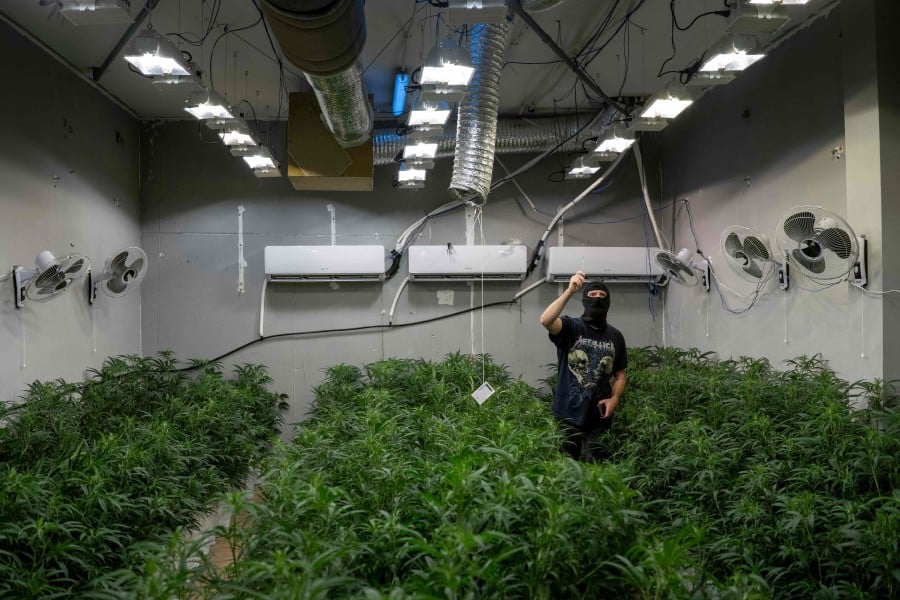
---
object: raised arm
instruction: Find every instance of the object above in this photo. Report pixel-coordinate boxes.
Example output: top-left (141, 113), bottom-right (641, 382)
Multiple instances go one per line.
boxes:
top-left (540, 271), bottom-right (585, 335)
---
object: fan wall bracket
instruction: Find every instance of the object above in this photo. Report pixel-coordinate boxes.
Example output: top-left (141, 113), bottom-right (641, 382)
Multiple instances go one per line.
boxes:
top-left (12, 266), bottom-right (33, 309)
top-left (778, 262), bottom-right (789, 290)
top-left (851, 235), bottom-right (868, 287)
top-left (88, 270), bottom-right (98, 305)
top-left (700, 258), bottom-right (710, 292)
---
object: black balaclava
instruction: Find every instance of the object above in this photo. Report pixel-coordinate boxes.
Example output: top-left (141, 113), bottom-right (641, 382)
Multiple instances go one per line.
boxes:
top-left (581, 281), bottom-right (611, 328)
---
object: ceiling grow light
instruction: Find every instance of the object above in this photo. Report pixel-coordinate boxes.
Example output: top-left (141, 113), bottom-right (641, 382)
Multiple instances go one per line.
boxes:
top-left (420, 42), bottom-right (475, 102)
top-left (232, 146), bottom-right (276, 170)
top-left (184, 90), bottom-right (234, 120)
top-left (60, 0), bottom-right (133, 26)
top-left (123, 28), bottom-right (190, 76)
top-left (566, 156), bottom-right (601, 180)
top-left (408, 100), bottom-right (452, 128)
top-left (594, 126), bottom-right (635, 154)
top-left (749, 0), bottom-right (808, 5)
top-left (421, 43), bottom-right (475, 87)
top-left (639, 84), bottom-right (695, 121)
top-left (700, 34), bottom-right (765, 73)
top-left (447, 0), bottom-right (508, 25)
top-left (220, 129), bottom-right (257, 147)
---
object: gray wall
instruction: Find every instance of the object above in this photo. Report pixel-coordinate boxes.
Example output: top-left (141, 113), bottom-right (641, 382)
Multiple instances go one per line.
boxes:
top-left (658, 8), bottom-right (891, 383)
top-left (0, 20), bottom-right (142, 404)
top-left (140, 122), bottom-right (662, 430)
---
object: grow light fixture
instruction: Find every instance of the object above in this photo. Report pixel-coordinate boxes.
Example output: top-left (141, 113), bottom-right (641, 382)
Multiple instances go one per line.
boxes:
top-left (447, 0), bottom-right (508, 25)
top-left (749, 0), bottom-right (808, 4)
top-left (700, 35), bottom-right (765, 73)
top-left (220, 130), bottom-right (257, 147)
top-left (639, 84), bottom-right (694, 122)
top-left (566, 156), bottom-right (601, 180)
top-left (420, 43), bottom-right (475, 87)
top-left (684, 72), bottom-right (736, 87)
top-left (397, 164), bottom-right (427, 189)
top-left (420, 42), bottom-right (475, 102)
top-left (403, 141), bottom-right (438, 160)
top-left (184, 90), bottom-right (234, 120)
top-left (408, 100), bottom-right (452, 128)
top-left (253, 163), bottom-right (281, 178)
top-left (727, 4), bottom-right (790, 34)
top-left (594, 126), bottom-right (635, 154)
top-left (233, 146), bottom-right (276, 170)
top-left (59, 0), bottom-right (133, 26)
top-left (123, 29), bottom-right (190, 76)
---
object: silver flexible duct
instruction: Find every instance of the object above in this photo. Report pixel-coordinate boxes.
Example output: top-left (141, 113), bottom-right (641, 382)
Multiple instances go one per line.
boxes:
top-left (521, 0), bottom-right (564, 11)
top-left (449, 22), bottom-right (510, 202)
top-left (305, 61), bottom-right (373, 148)
top-left (260, 0), bottom-right (372, 148)
top-left (373, 116), bottom-right (607, 166)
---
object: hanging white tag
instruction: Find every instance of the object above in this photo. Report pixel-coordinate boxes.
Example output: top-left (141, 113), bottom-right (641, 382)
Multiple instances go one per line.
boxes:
top-left (471, 381), bottom-right (495, 405)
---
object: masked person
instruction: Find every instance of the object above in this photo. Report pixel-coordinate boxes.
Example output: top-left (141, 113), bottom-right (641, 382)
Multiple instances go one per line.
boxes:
top-left (539, 270), bottom-right (627, 462)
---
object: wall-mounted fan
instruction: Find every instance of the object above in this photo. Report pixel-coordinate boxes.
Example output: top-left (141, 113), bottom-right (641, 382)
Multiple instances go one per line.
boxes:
top-left (652, 247), bottom-right (710, 290)
top-left (720, 225), bottom-right (778, 283)
top-left (12, 250), bottom-right (90, 308)
top-left (774, 206), bottom-right (862, 283)
top-left (88, 246), bottom-right (148, 304)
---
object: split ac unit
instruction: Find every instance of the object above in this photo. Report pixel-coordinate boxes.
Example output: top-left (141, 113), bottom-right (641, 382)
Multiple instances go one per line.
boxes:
top-left (545, 246), bottom-right (663, 283)
top-left (264, 245), bottom-right (386, 282)
top-left (408, 244), bottom-right (527, 281)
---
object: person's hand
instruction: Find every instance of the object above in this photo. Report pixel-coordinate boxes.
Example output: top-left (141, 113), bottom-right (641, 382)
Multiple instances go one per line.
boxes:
top-left (567, 271), bottom-right (586, 295)
top-left (598, 397), bottom-right (618, 419)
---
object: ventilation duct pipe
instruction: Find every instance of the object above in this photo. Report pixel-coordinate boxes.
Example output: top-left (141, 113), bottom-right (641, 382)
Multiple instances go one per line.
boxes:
top-left (374, 116), bottom-right (608, 166)
top-left (449, 22), bottom-right (511, 202)
top-left (521, 0), bottom-right (565, 11)
top-left (260, 0), bottom-right (373, 148)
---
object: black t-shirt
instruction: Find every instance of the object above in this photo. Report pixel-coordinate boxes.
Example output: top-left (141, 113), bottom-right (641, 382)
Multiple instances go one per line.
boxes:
top-left (549, 316), bottom-right (627, 429)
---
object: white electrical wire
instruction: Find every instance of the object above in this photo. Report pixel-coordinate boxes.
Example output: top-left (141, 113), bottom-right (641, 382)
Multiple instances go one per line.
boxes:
top-left (388, 276), bottom-right (410, 325)
top-left (477, 207), bottom-right (486, 383)
top-left (514, 278), bottom-right (545, 300)
top-left (783, 289), bottom-right (789, 345)
top-left (633, 140), bottom-right (665, 250)
top-left (850, 282), bottom-right (900, 295)
top-left (258, 278), bottom-right (268, 338)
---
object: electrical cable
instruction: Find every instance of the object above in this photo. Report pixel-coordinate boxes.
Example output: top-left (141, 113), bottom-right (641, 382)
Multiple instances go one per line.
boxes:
top-left (656, 0), bottom-right (729, 80)
top-left (526, 147), bottom-right (632, 276)
top-left (850, 282), bottom-right (900, 296)
top-left (178, 295), bottom-right (535, 372)
top-left (363, 1), bottom-right (425, 75)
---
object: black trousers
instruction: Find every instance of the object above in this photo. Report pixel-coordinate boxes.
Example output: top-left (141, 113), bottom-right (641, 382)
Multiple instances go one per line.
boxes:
top-left (560, 418), bottom-right (612, 463)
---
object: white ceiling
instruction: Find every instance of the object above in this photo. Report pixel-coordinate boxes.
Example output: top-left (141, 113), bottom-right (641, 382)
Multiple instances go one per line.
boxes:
top-left (0, 0), bottom-right (830, 122)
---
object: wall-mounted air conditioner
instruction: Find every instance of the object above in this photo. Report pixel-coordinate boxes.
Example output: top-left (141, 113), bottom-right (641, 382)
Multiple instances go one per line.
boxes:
top-left (408, 244), bottom-right (527, 281)
top-left (545, 246), bottom-right (663, 283)
top-left (264, 245), bottom-right (386, 282)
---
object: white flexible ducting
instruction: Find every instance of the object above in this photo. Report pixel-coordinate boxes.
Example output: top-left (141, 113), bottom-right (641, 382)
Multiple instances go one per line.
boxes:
top-left (449, 22), bottom-right (511, 202)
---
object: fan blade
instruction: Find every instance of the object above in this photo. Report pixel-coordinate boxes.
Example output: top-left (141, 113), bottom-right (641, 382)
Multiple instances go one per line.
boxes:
top-left (724, 233), bottom-right (743, 258)
top-left (124, 257), bottom-right (145, 280)
top-left (816, 228), bottom-right (853, 260)
top-left (783, 211), bottom-right (816, 243)
top-left (107, 277), bottom-right (129, 295)
top-left (744, 260), bottom-right (763, 280)
top-left (743, 236), bottom-right (770, 260)
top-left (110, 251), bottom-right (130, 275)
top-left (792, 248), bottom-right (826, 274)
top-left (64, 258), bottom-right (86, 274)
